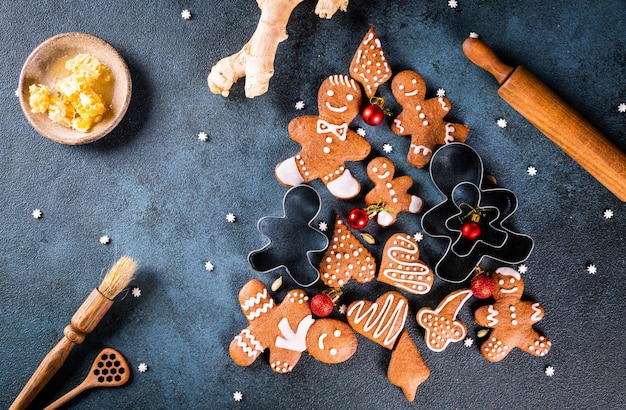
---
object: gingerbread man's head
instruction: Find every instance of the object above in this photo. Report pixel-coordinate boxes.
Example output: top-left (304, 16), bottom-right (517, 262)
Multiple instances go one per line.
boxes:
top-left (367, 157), bottom-right (395, 184)
top-left (391, 70), bottom-right (427, 106)
top-left (318, 75), bottom-right (362, 122)
top-left (492, 267), bottom-right (524, 299)
top-left (305, 319), bottom-right (358, 364)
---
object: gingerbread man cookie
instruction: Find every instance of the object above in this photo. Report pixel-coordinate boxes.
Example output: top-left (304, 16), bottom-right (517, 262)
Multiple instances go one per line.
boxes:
top-left (275, 74), bottom-right (371, 199)
top-left (417, 288), bottom-right (473, 352)
top-left (474, 267), bottom-right (551, 362)
top-left (365, 157), bottom-right (423, 226)
top-left (391, 70), bottom-right (469, 168)
top-left (230, 279), bottom-right (357, 373)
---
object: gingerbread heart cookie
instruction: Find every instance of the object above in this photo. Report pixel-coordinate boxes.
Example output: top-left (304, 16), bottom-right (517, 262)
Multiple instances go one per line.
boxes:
top-left (474, 267), bottom-right (551, 362)
top-left (347, 291), bottom-right (408, 349)
top-left (378, 233), bottom-right (433, 294)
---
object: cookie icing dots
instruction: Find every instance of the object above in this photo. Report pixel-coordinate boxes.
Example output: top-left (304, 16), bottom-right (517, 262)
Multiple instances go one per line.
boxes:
top-left (378, 233), bottom-right (433, 295)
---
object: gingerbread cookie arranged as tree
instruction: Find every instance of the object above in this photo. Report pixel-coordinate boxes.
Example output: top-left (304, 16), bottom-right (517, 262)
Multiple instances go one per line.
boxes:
top-left (474, 267), bottom-right (551, 362)
top-left (391, 70), bottom-right (469, 168)
top-left (365, 157), bottom-right (423, 227)
top-left (275, 75), bottom-right (371, 199)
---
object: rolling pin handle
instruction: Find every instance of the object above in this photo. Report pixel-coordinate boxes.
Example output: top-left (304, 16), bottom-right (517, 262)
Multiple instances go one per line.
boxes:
top-left (462, 37), bottom-right (515, 85)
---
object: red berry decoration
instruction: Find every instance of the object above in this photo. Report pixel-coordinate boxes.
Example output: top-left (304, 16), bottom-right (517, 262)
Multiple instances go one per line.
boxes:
top-left (310, 293), bottom-right (334, 317)
top-left (362, 103), bottom-right (384, 126)
top-left (347, 208), bottom-right (369, 229)
top-left (471, 274), bottom-right (494, 299)
top-left (461, 220), bottom-right (482, 240)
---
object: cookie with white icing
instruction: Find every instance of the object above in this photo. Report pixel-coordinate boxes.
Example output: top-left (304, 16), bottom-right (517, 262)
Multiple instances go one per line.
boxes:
top-left (275, 75), bottom-right (370, 199)
top-left (391, 70), bottom-right (469, 168)
top-left (474, 267), bottom-right (551, 362)
top-left (347, 291), bottom-right (408, 350)
top-left (378, 233), bottom-right (433, 294)
top-left (306, 318), bottom-right (357, 364)
top-left (350, 27), bottom-right (392, 99)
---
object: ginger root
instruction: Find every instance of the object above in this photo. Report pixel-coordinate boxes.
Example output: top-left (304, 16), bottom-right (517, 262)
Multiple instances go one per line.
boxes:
top-left (208, 0), bottom-right (349, 98)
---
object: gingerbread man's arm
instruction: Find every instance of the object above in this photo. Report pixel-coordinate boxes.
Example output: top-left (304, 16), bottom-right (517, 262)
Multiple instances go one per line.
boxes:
top-left (288, 116), bottom-right (318, 146)
top-left (474, 304), bottom-right (498, 328)
top-left (340, 132), bottom-right (371, 162)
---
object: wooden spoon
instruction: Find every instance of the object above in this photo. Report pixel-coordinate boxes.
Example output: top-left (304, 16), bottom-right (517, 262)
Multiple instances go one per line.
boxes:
top-left (44, 348), bottom-right (130, 409)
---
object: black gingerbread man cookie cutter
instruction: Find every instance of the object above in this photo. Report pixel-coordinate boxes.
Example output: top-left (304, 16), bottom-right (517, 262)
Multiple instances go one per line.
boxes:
top-left (248, 184), bottom-right (329, 287)
top-left (421, 143), bottom-right (534, 283)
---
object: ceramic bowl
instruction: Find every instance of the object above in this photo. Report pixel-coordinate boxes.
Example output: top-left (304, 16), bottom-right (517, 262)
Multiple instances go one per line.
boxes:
top-left (18, 32), bottom-right (132, 145)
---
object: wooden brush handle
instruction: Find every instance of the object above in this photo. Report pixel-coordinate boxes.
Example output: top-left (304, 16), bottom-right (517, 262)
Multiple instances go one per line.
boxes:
top-left (10, 338), bottom-right (75, 410)
top-left (43, 379), bottom-right (92, 410)
top-left (11, 290), bottom-right (114, 410)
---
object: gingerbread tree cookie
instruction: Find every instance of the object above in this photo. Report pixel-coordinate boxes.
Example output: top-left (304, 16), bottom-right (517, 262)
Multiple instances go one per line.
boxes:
top-left (275, 75), bottom-right (370, 199)
top-left (364, 157), bottom-right (423, 226)
top-left (319, 215), bottom-right (376, 287)
top-left (391, 70), bottom-right (469, 168)
top-left (350, 27), bottom-right (392, 99)
top-left (474, 267), bottom-right (551, 362)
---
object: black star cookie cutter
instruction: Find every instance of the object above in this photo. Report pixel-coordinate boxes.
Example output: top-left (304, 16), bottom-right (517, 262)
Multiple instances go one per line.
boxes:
top-left (421, 143), bottom-right (533, 283)
top-left (248, 184), bottom-right (329, 287)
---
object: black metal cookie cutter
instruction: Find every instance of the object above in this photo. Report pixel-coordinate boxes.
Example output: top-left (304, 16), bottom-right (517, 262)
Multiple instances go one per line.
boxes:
top-left (421, 143), bottom-right (533, 283)
top-left (248, 184), bottom-right (329, 287)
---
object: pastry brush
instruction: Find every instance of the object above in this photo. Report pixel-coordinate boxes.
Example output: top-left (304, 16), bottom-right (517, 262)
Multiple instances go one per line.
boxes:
top-left (10, 256), bottom-right (137, 410)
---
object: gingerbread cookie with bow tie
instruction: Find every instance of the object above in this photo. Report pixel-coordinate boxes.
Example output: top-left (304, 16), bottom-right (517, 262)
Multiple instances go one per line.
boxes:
top-left (364, 157), bottom-right (423, 226)
top-left (230, 279), bottom-right (357, 373)
top-left (474, 267), bottom-right (551, 362)
top-left (275, 74), bottom-right (371, 199)
top-left (391, 70), bottom-right (469, 168)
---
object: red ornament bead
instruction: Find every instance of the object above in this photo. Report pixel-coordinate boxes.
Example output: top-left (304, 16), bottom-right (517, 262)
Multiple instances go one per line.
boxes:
top-left (471, 274), bottom-right (494, 299)
top-left (310, 293), bottom-right (334, 317)
top-left (347, 208), bottom-right (369, 229)
top-left (461, 221), bottom-right (481, 240)
top-left (362, 104), bottom-right (384, 126)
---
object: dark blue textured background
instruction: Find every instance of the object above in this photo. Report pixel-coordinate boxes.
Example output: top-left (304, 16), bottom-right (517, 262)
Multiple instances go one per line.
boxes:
top-left (1, 1), bottom-right (625, 408)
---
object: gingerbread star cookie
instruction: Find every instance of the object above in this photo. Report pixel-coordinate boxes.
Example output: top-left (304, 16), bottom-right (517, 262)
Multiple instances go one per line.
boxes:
top-left (391, 70), bottom-right (469, 168)
top-left (365, 157), bottom-right (423, 227)
top-left (474, 267), bottom-right (551, 362)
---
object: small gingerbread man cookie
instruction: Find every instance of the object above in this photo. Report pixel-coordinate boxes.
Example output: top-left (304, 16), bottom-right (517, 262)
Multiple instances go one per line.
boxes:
top-left (275, 74), bottom-right (371, 199)
top-left (391, 70), bottom-right (469, 168)
top-left (474, 267), bottom-right (551, 362)
top-left (230, 279), bottom-right (357, 373)
top-left (364, 157), bottom-right (423, 227)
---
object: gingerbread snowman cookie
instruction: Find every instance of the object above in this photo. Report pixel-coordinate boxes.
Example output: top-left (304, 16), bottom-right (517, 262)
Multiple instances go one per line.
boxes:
top-left (364, 157), bottom-right (423, 226)
top-left (230, 279), bottom-right (357, 373)
top-left (391, 70), bottom-right (469, 168)
top-left (474, 267), bottom-right (551, 362)
top-left (275, 75), bottom-right (371, 199)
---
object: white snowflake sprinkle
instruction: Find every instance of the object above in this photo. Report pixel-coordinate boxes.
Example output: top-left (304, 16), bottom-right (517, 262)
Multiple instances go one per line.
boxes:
top-left (338, 304), bottom-right (347, 314)
top-left (32, 209), bottom-right (42, 219)
top-left (496, 118), bottom-right (508, 128)
top-left (318, 221), bottom-right (328, 232)
top-left (138, 363), bottom-right (148, 373)
top-left (545, 365), bottom-right (555, 377)
top-left (587, 264), bottom-right (597, 275)
top-left (233, 391), bottom-right (243, 402)
top-left (382, 143), bottom-right (393, 153)
top-left (226, 213), bottom-right (236, 223)
top-left (469, 32), bottom-right (480, 39)
top-left (436, 88), bottom-right (446, 97)
top-left (527, 166), bottom-right (538, 176)
top-left (205, 261), bottom-right (215, 272)
top-left (356, 127), bottom-right (366, 137)
top-left (618, 103), bottom-right (626, 113)
top-left (518, 264), bottom-right (528, 274)
top-left (181, 9), bottom-right (191, 20)
top-left (448, 0), bottom-right (458, 8)
top-left (99, 235), bottom-right (110, 245)
top-left (295, 100), bottom-right (305, 110)
top-left (15, 89), bottom-right (20, 97)
top-left (603, 209), bottom-right (614, 219)
top-left (131, 287), bottom-right (141, 297)
top-left (198, 131), bottom-right (208, 142)
top-left (464, 337), bottom-right (473, 347)
top-left (413, 232), bottom-right (424, 242)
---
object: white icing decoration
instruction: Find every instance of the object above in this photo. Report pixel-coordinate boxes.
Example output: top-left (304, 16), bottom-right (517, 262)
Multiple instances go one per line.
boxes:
top-left (487, 305), bottom-right (499, 326)
top-left (531, 302), bottom-right (543, 322)
top-left (410, 144), bottom-right (432, 156)
top-left (235, 329), bottom-right (264, 357)
top-left (275, 315), bottom-right (315, 352)
top-left (499, 286), bottom-right (519, 294)
top-left (404, 89), bottom-right (418, 97)
top-left (347, 293), bottom-right (407, 347)
top-left (497, 267), bottom-right (521, 280)
top-left (318, 333), bottom-right (327, 350)
top-left (325, 102), bottom-right (347, 113)
top-left (393, 119), bottom-right (405, 133)
top-left (381, 235), bottom-right (431, 294)
top-left (438, 97), bottom-right (449, 111)
top-left (444, 123), bottom-right (456, 143)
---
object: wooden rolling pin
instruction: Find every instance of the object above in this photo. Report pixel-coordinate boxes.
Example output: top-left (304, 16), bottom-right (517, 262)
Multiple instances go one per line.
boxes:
top-left (463, 36), bottom-right (626, 202)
